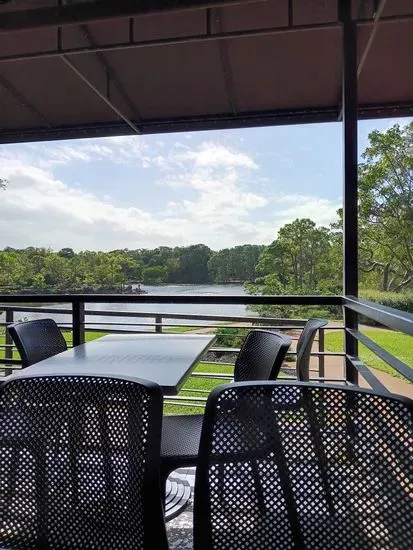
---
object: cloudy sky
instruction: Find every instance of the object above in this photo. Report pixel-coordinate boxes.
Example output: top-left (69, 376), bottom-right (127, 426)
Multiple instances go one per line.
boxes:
top-left (0, 117), bottom-right (411, 252)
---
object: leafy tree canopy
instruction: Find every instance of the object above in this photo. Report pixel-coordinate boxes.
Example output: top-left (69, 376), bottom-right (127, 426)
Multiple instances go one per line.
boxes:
top-left (358, 122), bottom-right (413, 291)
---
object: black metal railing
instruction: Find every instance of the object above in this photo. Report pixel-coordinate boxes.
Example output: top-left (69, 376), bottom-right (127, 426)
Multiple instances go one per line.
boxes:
top-left (342, 295), bottom-right (413, 392)
top-left (1, 294), bottom-right (412, 401)
top-left (0, 294), bottom-right (342, 409)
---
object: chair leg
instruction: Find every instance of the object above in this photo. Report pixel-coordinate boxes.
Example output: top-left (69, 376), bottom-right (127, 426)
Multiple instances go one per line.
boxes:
top-left (97, 407), bottom-right (114, 506)
top-left (68, 422), bottom-right (81, 506)
top-left (302, 393), bottom-right (335, 517)
top-left (35, 449), bottom-right (48, 548)
top-left (344, 391), bottom-right (357, 463)
top-left (160, 464), bottom-right (172, 507)
top-left (5, 448), bottom-right (20, 508)
top-left (251, 461), bottom-right (266, 512)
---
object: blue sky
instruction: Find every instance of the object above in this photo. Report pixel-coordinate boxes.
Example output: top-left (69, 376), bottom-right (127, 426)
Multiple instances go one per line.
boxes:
top-left (0, 117), bottom-right (411, 251)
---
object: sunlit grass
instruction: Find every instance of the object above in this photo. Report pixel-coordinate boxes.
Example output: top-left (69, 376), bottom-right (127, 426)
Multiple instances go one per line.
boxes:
top-left (325, 329), bottom-right (413, 381)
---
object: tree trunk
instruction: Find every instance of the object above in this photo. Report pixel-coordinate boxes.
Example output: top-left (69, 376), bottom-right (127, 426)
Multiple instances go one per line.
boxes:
top-left (382, 263), bottom-right (390, 291)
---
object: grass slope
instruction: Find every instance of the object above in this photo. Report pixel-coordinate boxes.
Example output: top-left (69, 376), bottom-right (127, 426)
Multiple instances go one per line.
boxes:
top-left (325, 328), bottom-right (413, 381)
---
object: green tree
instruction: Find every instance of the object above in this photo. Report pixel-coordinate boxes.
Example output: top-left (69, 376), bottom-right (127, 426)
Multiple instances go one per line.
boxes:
top-left (58, 247), bottom-right (75, 259)
top-left (255, 219), bottom-right (335, 292)
top-left (142, 265), bottom-right (168, 284)
top-left (0, 251), bottom-right (24, 289)
top-left (358, 122), bottom-right (413, 291)
top-left (42, 254), bottom-right (70, 288)
top-left (173, 244), bottom-right (212, 283)
top-left (208, 245), bottom-right (263, 283)
top-left (118, 254), bottom-right (142, 282)
top-left (31, 273), bottom-right (46, 289)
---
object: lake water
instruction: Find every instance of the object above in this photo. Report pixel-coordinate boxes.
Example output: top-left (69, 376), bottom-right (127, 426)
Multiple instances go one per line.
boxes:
top-left (3, 284), bottom-right (249, 331)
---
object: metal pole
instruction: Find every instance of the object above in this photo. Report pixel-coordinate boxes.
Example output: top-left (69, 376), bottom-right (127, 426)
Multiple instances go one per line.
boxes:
top-left (155, 314), bottom-right (163, 333)
top-left (72, 300), bottom-right (85, 346)
top-left (318, 327), bottom-right (325, 380)
top-left (5, 309), bottom-right (14, 375)
top-left (340, 0), bottom-right (359, 384)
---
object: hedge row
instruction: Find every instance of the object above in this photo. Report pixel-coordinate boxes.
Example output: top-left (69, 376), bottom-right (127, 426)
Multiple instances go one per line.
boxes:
top-left (360, 290), bottom-right (413, 314)
top-left (359, 290), bottom-right (413, 325)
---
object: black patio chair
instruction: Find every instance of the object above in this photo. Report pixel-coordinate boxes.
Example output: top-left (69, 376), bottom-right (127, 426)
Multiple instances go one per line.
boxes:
top-left (160, 330), bottom-right (292, 489)
top-left (1, 374), bottom-right (168, 550)
top-left (8, 318), bottom-right (67, 368)
top-left (280, 318), bottom-right (327, 380)
top-left (193, 381), bottom-right (413, 550)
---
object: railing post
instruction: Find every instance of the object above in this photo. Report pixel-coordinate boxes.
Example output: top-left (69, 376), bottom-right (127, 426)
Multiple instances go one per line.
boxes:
top-left (4, 309), bottom-right (14, 375)
top-left (155, 314), bottom-right (162, 333)
top-left (340, 0), bottom-right (358, 385)
top-left (72, 300), bottom-right (85, 346)
top-left (318, 327), bottom-right (325, 380)
top-left (344, 309), bottom-right (358, 384)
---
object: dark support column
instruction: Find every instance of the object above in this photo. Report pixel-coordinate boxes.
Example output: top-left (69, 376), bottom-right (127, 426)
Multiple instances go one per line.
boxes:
top-left (318, 328), bottom-right (325, 380)
top-left (155, 314), bottom-right (163, 333)
top-left (340, 0), bottom-right (358, 384)
top-left (72, 300), bottom-right (85, 347)
top-left (5, 309), bottom-right (14, 375)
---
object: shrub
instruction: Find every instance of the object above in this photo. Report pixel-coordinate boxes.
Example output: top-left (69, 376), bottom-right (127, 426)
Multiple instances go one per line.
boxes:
top-left (359, 290), bottom-right (413, 325)
top-left (215, 327), bottom-right (248, 348)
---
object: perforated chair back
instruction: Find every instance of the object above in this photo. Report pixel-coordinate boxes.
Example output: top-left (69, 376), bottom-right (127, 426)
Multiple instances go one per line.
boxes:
top-left (234, 329), bottom-right (291, 382)
top-left (194, 382), bottom-right (413, 550)
top-left (1, 374), bottom-right (168, 550)
top-left (8, 318), bottom-right (67, 368)
top-left (296, 318), bottom-right (327, 380)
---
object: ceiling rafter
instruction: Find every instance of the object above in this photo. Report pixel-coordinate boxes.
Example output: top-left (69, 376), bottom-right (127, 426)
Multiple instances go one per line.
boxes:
top-left (60, 55), bottom-right (140, 135)
top-left (0, 11), bottom-right (411, 65)
top-left (61, 0), bottom-right (141, 122)
top-left (0, 72), bottom-right (52, 127)
top-left (77, 24), bottom-right (142, 122)
top-left (1, 100), bottom-right (412, 145)
top-left (0, 0), bottom-right (262, 33)
top-left (213, 7), bottom-right (238, 115)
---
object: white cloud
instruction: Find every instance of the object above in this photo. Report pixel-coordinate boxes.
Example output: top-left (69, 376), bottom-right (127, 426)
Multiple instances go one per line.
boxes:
top-left (275, 193), bottom-right (340, 226)
top-left (0, 141), bottom-right (270, 250)
top-left (157, 143), bottom-right (267, 238)
top-left (173, 141), bottom-right (188, 149)
top-left (27, 136), bottom-right (152, 169)
top-left (0, 137), bottom-right (340, 251)
top-left (0, 158), bottom-right (186, 250)
top-left (179, 171), bottom-right (267, 222)
top-left (174, 142), bottom-right (258, 170)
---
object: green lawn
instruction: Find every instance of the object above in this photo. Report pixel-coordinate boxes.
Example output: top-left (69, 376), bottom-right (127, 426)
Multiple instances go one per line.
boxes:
top-left (325, 328), bottom-right (413, 381)
top-left (164, 362), bottom-right (234, 414)
top-left (164, 326), bottom-right (200, 333)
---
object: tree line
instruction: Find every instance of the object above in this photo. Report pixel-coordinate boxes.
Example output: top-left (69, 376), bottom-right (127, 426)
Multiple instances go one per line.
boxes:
top-left (0, 244), bottom-right (264, 292)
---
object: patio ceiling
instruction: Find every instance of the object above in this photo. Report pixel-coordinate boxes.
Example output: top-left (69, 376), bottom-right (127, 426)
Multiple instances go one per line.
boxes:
top-left (0, 0), bottom-right (412, 143)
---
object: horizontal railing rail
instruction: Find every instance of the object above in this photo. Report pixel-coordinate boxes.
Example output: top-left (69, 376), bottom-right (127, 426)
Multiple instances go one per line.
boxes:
top-left (0, 295), bottom-right (341, 400)
top-left (343, 295), bottom-right (413, 389)
top-left (0, 294), bottom-right (342, 304)
top-left (344, 296), bottom-right (413, 336)
top-left (1, 293), bottom-right (412, 399)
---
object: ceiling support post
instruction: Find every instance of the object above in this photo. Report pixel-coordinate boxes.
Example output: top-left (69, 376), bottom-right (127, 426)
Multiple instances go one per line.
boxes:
top-left (340, 0), bottom-right (359, 384)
